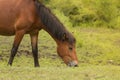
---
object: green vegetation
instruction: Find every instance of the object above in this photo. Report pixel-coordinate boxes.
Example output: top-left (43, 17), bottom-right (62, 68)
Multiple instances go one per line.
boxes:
top-left (74, 27), bottom-right (120, 65)
top-left (41, 0), bottom-right (120, 29)
top-left (0, 65), bottom-right (120, 80)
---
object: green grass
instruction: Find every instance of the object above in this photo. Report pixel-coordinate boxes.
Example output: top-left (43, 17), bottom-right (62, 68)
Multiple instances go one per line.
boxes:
top-left (0, 64), bottom-right (120, 80)
top-left (0, 28), bottom-right (120, 80)
top-left (73, 27), bottom-right (120, 65)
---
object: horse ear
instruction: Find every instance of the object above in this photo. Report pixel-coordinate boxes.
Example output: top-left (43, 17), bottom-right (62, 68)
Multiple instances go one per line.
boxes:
top-left (62, 33), bottom-right (68, 41)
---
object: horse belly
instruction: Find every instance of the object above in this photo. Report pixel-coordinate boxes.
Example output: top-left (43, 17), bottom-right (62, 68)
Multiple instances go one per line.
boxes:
top-left (0, 1), bottom-right (20, 36)
top-left (0, 26), bottom-right (15, 36)
top-left (0, 14), bottom-right (16, 36)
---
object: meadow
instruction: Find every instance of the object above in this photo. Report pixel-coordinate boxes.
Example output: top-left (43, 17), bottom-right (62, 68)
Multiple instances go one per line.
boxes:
top-left (0, 27), bottom-right (120, 80)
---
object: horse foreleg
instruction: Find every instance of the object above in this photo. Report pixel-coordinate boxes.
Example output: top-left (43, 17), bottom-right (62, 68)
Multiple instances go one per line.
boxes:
top-left (8, 30), bottom-right (25, 66)
top-left (30, 31), bottom-right (40, 67)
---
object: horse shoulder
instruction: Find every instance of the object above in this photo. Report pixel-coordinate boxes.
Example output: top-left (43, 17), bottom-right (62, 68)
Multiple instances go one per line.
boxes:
top-left (14, 2), bottom-right (39, 31)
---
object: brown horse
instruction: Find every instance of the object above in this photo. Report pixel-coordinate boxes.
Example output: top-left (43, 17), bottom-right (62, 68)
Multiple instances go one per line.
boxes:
top-left (0, 0), bottom-right (78, 67)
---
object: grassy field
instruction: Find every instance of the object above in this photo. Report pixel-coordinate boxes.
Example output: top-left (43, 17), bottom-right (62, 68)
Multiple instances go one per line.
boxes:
top-left (0, 65), bottom-right (120, 80)
top-left (0, 27), bottom-right (120, 80)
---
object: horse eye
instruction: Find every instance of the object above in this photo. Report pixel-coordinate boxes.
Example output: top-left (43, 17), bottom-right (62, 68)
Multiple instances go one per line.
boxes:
top-left (69, 47), bottom-right (73, 51)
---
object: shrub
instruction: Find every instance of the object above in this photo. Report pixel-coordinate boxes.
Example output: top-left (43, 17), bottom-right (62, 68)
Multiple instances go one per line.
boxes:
top-left (41, 0), bottom-right (120, 29)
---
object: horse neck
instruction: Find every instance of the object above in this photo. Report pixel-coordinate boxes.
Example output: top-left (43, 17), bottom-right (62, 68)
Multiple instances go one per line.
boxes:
top-left (36, 2), bottom-right (68, 42)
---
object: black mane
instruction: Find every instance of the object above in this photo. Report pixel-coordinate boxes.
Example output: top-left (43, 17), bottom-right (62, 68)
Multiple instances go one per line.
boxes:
top-left (35, 1), bottom-right (76, 44)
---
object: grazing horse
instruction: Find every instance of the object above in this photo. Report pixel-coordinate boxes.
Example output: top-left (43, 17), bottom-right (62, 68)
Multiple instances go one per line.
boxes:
top-left (0, 0), bottom-right (78, 67)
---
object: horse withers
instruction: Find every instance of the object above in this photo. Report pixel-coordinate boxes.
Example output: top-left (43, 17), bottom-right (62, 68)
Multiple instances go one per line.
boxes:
top-left (0, 0), bottom-right (78, 67)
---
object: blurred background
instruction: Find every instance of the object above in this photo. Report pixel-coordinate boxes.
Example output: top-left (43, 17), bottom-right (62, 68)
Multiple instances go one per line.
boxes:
top-left (41, 0), bottom-right (120, 29)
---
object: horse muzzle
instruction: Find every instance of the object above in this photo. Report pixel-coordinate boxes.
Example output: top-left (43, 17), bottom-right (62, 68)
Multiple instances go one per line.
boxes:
top-left (67, 61), bottom-right (78, 67)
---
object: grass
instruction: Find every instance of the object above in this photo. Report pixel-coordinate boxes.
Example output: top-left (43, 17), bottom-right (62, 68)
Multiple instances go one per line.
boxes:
top-left (0, 27), bottom-right (120, 80)
top-left (73, 27), bottom-right (120, 65)
top-left (0, 64), bottom-right (120, 80)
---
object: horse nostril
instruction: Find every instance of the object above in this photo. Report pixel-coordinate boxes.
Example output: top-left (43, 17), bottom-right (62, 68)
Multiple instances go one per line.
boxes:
top-left (74, 64), bottom-right (78, 67)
